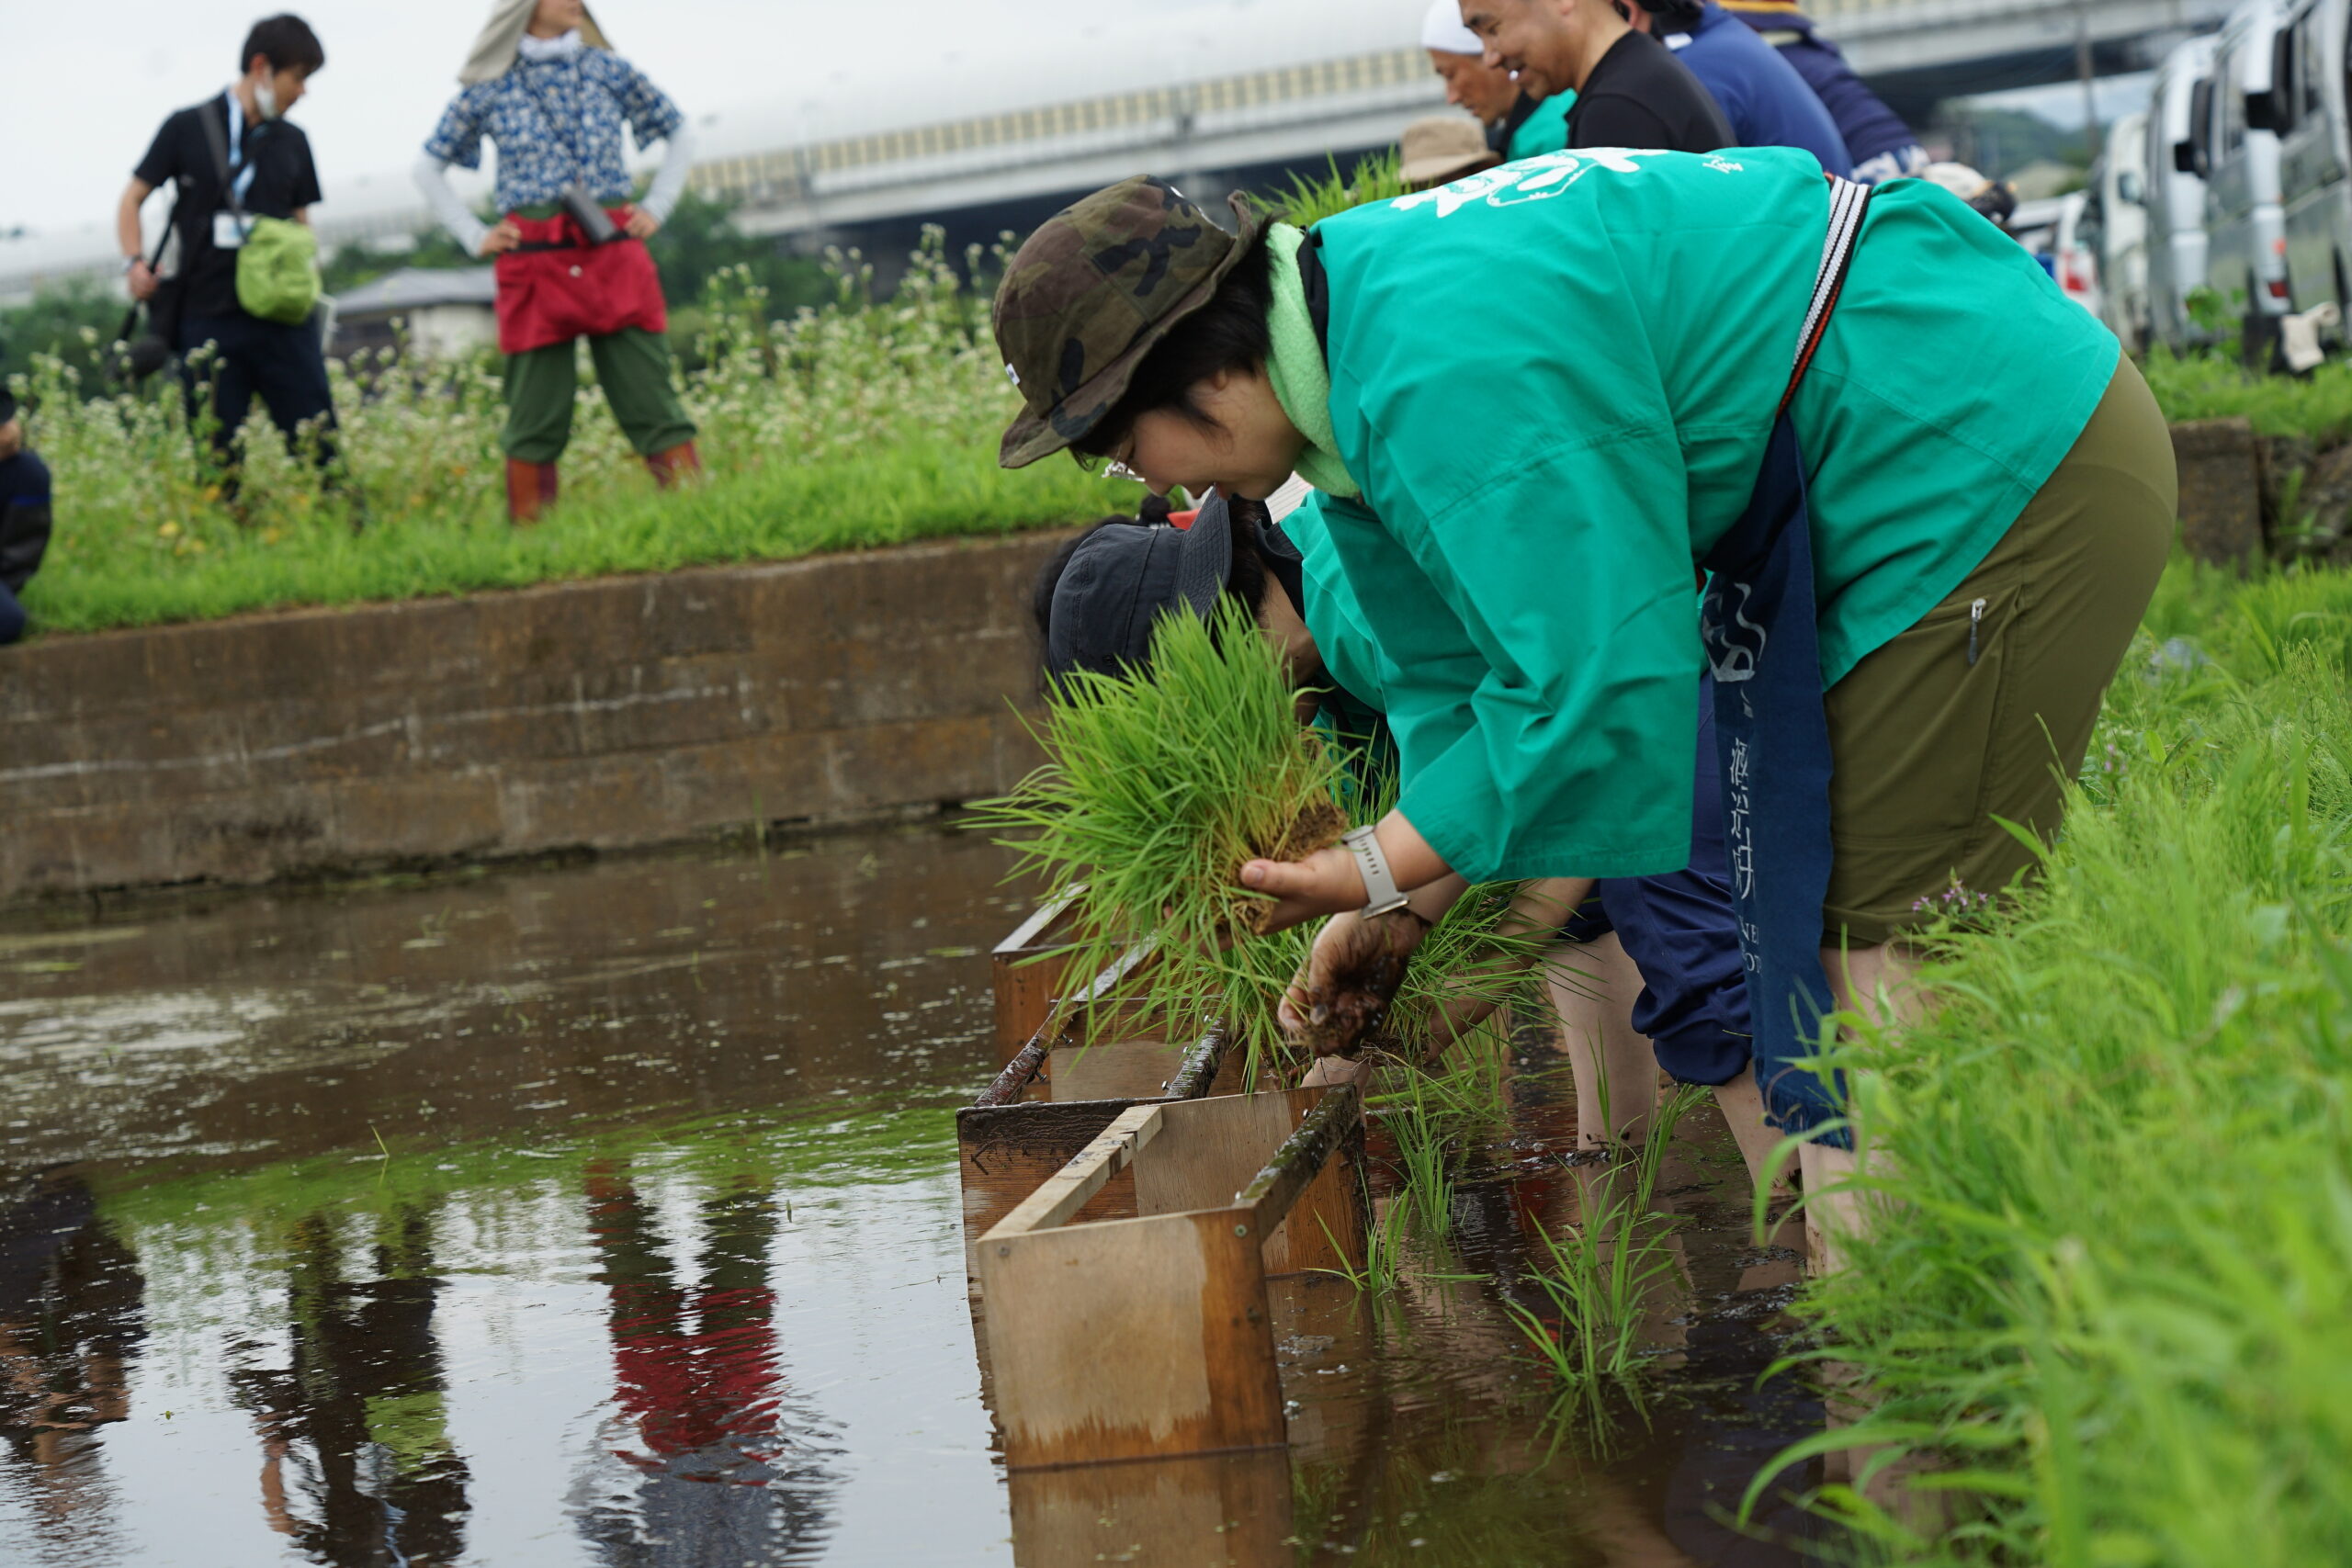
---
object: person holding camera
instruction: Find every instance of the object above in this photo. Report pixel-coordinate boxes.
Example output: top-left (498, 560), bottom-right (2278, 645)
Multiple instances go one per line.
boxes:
top-left (0, 391), bottom-right (52, 648)
top-left (117, 14), bottom-right (342, 510)
top-left (414, 0), bottom-right (700, 525)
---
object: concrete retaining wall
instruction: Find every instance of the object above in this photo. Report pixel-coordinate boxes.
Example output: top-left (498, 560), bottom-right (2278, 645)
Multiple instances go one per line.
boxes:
top-left (0, 532), bottom-right (1069, 903)
top-left (0, 426), bottom-right (2284, 904)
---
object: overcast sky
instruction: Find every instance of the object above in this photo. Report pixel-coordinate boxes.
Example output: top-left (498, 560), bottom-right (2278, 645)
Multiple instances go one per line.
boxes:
top-left (1, 0), bottom-right (1414, 249)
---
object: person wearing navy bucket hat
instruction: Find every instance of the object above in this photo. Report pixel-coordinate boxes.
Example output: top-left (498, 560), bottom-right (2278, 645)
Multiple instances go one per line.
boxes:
top-left (995, 164), bottom-right (2177, 1269)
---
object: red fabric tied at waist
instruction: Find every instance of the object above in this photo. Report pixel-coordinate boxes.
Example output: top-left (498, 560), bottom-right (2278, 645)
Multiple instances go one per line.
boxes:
top-left (493, 209), bottom-right (668, 355)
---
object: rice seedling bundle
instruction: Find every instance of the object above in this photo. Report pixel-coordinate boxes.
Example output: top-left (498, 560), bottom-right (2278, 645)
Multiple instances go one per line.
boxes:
top-left (1272, 150), bottom-right (1410, 229)
top-left (975, 602), bottom-right (1544, 1073)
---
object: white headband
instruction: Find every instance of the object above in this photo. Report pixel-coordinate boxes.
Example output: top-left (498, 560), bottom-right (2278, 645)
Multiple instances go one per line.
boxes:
top-left (1420, 0), bottom-right (1487, 56)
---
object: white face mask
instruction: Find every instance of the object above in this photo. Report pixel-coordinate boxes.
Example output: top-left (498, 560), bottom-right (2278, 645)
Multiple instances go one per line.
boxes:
top-left (253, 75), bottom-right (280, 120)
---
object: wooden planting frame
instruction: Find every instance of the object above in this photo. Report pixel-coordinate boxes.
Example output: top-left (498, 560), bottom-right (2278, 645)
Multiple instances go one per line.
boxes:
top-left (970, 1081), bottom-right (1367, 1470)
top-left (963, 900), bottom-right (1242, 1255)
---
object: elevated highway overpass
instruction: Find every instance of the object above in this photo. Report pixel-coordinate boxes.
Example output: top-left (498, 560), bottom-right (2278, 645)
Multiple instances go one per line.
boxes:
top-left (0, 0), bottom-right (2236, 303)
top-left (695, 0), bottom-right (2233, 245)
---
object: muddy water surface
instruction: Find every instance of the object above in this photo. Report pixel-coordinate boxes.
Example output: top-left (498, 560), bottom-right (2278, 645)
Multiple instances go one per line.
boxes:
top-left (0, 825), bottom-right (1835, 1568)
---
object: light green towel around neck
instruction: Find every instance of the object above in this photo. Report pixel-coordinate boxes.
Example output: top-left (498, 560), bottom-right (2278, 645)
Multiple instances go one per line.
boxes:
top-left (1262, 223), bottom-right (1361, 501)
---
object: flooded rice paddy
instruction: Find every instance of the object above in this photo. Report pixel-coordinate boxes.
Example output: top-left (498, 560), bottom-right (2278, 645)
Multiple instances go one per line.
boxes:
top-left (0, 824), bottom-right (1838, 1567)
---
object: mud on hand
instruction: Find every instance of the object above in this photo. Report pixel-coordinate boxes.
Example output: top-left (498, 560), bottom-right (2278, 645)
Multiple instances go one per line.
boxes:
top-left (1286, 910), bottom-right (1425, 1058)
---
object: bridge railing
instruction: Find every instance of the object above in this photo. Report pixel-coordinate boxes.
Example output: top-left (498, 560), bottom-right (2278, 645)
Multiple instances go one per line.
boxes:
top-left (687, 47), bottom-right (1440, 213)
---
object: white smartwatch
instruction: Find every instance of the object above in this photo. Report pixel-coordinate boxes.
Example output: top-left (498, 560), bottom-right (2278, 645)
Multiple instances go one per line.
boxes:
top-left (1341, 826), bottom-right (1411, 918)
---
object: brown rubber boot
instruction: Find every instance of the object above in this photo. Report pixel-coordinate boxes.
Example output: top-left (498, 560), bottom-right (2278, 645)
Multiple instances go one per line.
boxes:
top-left (645, 440), bottom-right (703, 490)
top-left (505, 458), bottom-right (559, 525)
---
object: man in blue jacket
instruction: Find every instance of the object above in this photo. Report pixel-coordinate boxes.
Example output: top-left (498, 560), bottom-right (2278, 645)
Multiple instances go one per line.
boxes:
top-left (1717, 0), bottom-right (1928, 182)
top-left (1630, 0), bottom-right (1849, 174)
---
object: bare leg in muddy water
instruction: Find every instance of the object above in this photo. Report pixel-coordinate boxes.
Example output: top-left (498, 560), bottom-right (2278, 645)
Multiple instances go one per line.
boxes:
top-left (1547, 936), bottom-right (1784, 1196)
top-left (1544, 933), bottom-right (1658, 1151)
top-left (1802, 940), bottom-right (1923, 1276)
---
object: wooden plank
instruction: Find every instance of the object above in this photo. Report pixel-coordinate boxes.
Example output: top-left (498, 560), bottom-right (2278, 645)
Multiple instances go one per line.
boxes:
top-left (1007, 1446), bottom-right (1293, 1568)
top-left (977, 1208), bottom-right (1283, 1468)
top-left (957, 1099), bottom-right (1145, 1246)
top-left (1134, 1090), bottom-right (1319, 1220)
top-left (995, 885), bottom-right (1084, 957)
top-left (975, 1027), bottom-right (1057, 1107)
top-left (1235, 1084), bottom-right (1363, 1236)
top-left (989, 1104), bottom-right (1165, 1238)
top-left (1048, 1037), bottom-right (1191, 1103)
top-left (1161, 1023), bottom-right (1232, 1100)
top-left (991, 886), bottom-right (1083, 1060)
top-left (1261, 1121), bottom-right (1366, 1280)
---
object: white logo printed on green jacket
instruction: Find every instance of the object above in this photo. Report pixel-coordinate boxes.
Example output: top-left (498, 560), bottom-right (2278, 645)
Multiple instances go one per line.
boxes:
top-left (1389, 149), bottom-right (1676, 219)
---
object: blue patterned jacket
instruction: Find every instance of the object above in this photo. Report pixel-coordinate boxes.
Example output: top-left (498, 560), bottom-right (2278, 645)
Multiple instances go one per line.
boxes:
top-left (425, 51), bottom-right (683, 213)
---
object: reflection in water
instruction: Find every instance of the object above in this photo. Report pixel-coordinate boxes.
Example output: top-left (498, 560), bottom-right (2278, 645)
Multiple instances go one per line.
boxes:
top-left (577, 1167), bottom-right (838, 1565)
top-left (0, 825), bottom-right (1020, 1567)
top-left (230, 1203), bottom-right (469, 1567)
top-left (0, 1172), bottom-right (144, 1566)
top-left (0, 825), bottom-right (1851, 1566)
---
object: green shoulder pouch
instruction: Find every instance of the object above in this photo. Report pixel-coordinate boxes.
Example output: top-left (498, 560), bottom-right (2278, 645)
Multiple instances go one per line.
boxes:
top-left (235, 216), bottom-right (321, 325)
top-left (198, 101), bottom-right (322, 326)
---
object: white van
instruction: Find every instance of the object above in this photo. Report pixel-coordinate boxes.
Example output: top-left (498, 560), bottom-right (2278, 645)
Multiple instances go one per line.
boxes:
top-left (2199, 0), bottom-right (2292, 360)
top-left (2087, 112), bottom-right (2152, 349)
top-left (2278, 0), bottom-right (2352, 344)
top-left (2052, 189), bottom-right (2108, 321)
top-left (2146, 34), bottom-right (2222, 350)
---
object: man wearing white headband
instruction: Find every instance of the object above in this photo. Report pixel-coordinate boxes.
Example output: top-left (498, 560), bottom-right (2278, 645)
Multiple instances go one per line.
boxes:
top-left (413, 0), bottom-right (701, 524)
top-left (1420, 0), bottom-right (1569, 161)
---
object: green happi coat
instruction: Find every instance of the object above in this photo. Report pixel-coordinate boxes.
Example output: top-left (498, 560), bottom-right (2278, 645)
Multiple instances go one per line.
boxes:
top-left (1504, 92), bottom-right (1574, 161)
top-left (1286, 146), bottom-right (2118, 884)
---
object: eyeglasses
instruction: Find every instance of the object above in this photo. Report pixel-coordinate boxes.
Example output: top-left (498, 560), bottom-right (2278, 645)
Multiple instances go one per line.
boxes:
top-left (1071, 440), bottom-right (1145, 483)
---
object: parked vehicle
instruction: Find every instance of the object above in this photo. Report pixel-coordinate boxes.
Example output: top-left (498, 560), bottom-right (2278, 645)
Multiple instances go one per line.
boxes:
top-left (2148, 36), bottom-right (2222, 349)
top-left (2052, 189), bottom-right (2108, 321)
top-left (2199, 0), bottom-right (2293, 361)
top-left (2089, 112), bottom-right (2152, 349)
top-left (2278, 0), bottom-right (2352, 350)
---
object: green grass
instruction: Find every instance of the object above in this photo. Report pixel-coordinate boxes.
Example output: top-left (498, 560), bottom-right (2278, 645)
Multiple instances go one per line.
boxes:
top-left (7, 234), bottom-right (1134, 637)
top-left (2141, 344), bottom-right (2352, 443)
top-left (20, 433), bottom-right (1121, 634)
top-left (1771, 557), bottom-right (2352, 1562)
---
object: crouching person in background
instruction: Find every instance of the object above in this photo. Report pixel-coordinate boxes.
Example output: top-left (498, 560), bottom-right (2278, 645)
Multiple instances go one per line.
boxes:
top-left (0, 392), bottom-right (54, 647)
top-left (414, 0), bottom-right (701, 525)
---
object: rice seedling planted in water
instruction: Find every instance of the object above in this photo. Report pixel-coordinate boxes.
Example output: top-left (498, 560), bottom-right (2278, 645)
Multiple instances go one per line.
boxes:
top-left (1503, 1088), bottom-right (1702, 1395)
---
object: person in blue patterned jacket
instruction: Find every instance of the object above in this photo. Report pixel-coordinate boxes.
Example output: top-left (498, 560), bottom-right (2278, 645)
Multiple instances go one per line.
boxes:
top-left (413, 0), bottom-right (700, 523)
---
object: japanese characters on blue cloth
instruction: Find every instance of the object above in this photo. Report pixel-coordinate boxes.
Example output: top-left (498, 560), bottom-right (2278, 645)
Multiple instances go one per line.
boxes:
top-left (425, 52), bottom-right (683, 214)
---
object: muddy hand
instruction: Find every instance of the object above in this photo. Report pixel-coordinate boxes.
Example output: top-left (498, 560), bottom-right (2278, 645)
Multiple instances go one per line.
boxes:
top-left (1281, 909), bottom-right (1429, 1057)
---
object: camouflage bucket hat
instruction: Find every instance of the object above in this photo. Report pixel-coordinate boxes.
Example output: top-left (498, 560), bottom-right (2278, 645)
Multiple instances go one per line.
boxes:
top-left (993, 175), bottom-right (1266, 469)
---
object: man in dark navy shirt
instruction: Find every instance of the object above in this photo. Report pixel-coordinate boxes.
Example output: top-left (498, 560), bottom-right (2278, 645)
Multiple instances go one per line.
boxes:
top-left (1464, 0), bottom-right (1731, 153)
top-left (1632, 0), bottom-right (1849, 174)
top-left (116, 14), bottom-right (344, 509)
top-left (1718, 0), bottom-right (1928, 182)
